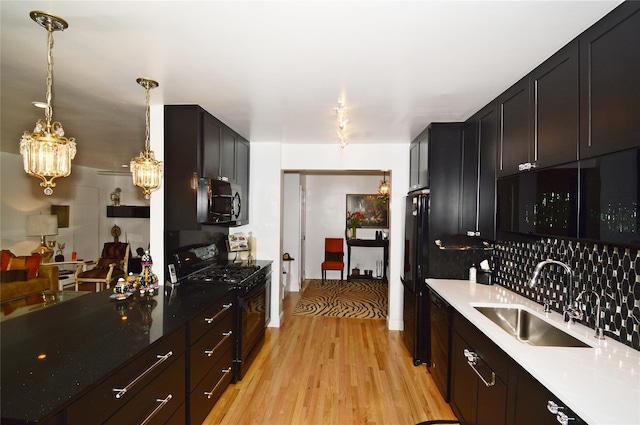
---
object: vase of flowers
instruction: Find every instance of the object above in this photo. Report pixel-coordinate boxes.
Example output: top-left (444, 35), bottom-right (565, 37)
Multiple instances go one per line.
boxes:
top-left (347, 211), bottom-right (364, 239)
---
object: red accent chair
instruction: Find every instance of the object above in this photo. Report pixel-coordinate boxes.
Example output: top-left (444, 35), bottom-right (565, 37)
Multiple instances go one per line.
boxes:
top-left (321, 238), bottom-right (344, 284)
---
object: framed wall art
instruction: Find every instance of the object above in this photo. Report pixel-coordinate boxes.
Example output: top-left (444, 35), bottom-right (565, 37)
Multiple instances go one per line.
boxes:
top-left (51, 205), bottom-right (70, 228)
top-left (346, 194), bottom-right (389, 228)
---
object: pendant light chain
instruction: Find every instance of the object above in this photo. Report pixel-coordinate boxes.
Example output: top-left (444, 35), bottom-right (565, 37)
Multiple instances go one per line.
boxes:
top-left (45, 29), bottom-right (54, 124)
top-left (144, 82), bottom-right (151, 153)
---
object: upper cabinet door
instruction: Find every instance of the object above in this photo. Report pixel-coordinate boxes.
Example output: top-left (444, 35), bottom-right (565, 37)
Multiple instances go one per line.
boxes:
top-left (498, 79), bottom-right (530, 177)
top-left (409, 128), bottom-right (429, 192)
top-left (202, 112), bottom-right (222, 179)
top-left (579, 2), bottom-right (640, 159)
top-left (530, 42), bottom-right (579, 168)
top-left (220, 127), bottom-right (237, 181)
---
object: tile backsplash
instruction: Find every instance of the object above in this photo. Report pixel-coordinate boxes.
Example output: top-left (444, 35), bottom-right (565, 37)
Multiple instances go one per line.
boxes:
top-left (493, 237), bottom-right (640, 351)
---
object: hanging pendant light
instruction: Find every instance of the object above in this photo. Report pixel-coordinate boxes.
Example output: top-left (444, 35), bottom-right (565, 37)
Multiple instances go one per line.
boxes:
top-left (130, 78), bottom-right (163, 199)
top-left (20, 11), bottom-right (76, 196)
top-left (378, 171), bottom-right (390, 197)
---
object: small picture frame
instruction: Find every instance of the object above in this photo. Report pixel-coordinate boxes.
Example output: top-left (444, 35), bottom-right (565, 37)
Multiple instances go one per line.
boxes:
top-left (346, 194), bottom-right (389, 228)
top-left (51, 205), bottom-right (70, 228)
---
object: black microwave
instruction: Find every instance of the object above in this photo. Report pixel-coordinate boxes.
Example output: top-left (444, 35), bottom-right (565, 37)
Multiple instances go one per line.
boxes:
top-left (197, 178), bottom-right (242, 225)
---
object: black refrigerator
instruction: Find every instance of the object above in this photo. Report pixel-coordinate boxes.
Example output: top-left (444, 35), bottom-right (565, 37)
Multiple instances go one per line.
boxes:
top-left (402, 191), bottom-right (430, 366)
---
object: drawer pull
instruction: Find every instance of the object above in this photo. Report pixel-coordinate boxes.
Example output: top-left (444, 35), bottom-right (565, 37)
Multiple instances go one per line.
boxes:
top-left (205, 331), bottom-right (233, 357)
top-left (140, 394), bottom-right (173, 425)
top-left (113, 351), bottom-right (173, 399)
top-left (204, 367), bottom-right (232, 399)
top-left (205, 303), bottom-right (233, 324)
top-left (463, 349), bottom-right (496, 387)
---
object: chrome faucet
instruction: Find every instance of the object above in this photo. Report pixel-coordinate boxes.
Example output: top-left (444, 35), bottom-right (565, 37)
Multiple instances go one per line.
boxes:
top-left (575, 290), bottom-right (606, 340)
top-left (529, 259), bottom-right (577, 320)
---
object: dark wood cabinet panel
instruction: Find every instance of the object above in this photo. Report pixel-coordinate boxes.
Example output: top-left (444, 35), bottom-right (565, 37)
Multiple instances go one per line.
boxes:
top-left (508, 364), bottom-right (586, 425)
top-left (462, 103), bottom-right (497, 239)
top-left (220, 127), bottom-right (236, 181)
top-left (498, 79), bottom-right (530, 177)
top-left (450, 312), bottom-right (509, 425)
top-left (451, 330), bottom-right (478, 424)
top-left (235, 137), bottom-right (250, 225)
top-left (164, 105), bottom-right (203, 231)
top-left (409, 130), bottom-right (429, 192)
top-left (202, 113), bottom-right (223, 179)
top-left (428, 290), bottom-right (451, 402)
top-left (531, 42), bottom-right (579, 168)
top-left (579, 2), bottom-right (640, 159)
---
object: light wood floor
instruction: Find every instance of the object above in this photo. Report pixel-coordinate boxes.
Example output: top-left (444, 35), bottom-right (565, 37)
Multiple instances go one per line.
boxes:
top-left (204, 287), bottom-right (457, 425)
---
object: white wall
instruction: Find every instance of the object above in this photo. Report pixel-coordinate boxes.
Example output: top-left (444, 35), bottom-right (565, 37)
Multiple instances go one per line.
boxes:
top-left (282, 173), bottom-right (301, 292)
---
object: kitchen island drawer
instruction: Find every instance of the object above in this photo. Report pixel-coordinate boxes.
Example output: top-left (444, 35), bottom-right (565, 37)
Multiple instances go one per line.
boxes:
top-left (189, 347), bottom-right (234, 425)
top-left (104, 353), bottom-right (186, 425)
top-left (67, 326), bottom-right (186, 424)
top-left (190, 309), bottom-right (235, 389)
top-left (190, 291), bottom-right (235, 344)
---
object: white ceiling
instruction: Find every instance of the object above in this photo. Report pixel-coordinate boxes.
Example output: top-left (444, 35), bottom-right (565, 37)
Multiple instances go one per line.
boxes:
top-left (0, 0), bottom-right (623, 172)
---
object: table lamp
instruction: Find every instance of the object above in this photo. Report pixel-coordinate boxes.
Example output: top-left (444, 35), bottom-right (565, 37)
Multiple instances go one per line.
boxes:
top-left (27, 215), bottom-right (58, 262)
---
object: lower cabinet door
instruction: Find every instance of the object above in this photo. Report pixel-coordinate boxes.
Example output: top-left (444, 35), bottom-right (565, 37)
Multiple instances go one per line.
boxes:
top-left (189, 348), bottom-right (234, 425)
top-left (451, 331), bottom-right (478, 424)
top-left (104, 353), bottom-right (186, 425)
top-left (451, 330), bottom-right (508, 425)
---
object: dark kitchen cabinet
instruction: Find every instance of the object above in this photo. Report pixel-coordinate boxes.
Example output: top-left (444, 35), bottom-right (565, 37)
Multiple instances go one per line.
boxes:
top-left (202, 113), bottom-right (223, 180)
top-left (409, 130), bottom-right (429, 192)
top-left (498, 78), bottom-right (530, 177)
top-left (529, 42), bottom-right (579, 168)
top-left (164, 105), bottom-right (206, 231)
top-left (497, 43), bottom-right (579, 178)
top-left (220, 130), bottom-right (250, 225)
top-left (507, 364), bottom-right (586, 425)
top-left (187, 291), bottom-right (235, 425)
top-left (450, 311), bottom-right (508, 425)
top-left (461, 103), bottom-right (497, 239)
top-left (579, 2), bottom-right (640, 159)
top-left (428, 290), bottom-right (452, 402)
top-left (165, 104), bottom-right (250, 230)
top-left (67, 326), bottom-right (187, 424)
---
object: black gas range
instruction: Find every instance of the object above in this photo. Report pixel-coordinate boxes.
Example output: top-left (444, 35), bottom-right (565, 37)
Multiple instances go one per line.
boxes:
top-left (170, 244), bottom-right (272, 381)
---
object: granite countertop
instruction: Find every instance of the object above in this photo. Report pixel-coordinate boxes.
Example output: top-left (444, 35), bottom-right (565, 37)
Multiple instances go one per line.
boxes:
top-left (426, 279), bottom-right (640, 425)
top-left (1, 259), bottom-right (272, 423)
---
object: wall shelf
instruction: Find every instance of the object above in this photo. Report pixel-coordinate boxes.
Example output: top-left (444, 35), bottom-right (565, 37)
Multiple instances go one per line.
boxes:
top-left (106, 205), bottom-right (150, 218)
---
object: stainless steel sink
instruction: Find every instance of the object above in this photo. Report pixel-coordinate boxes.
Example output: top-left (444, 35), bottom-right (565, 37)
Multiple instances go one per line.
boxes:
top-left (474, 306), bottom-right (591, 348)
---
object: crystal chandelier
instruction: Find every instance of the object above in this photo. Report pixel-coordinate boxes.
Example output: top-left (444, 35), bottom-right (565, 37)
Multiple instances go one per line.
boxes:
top-left (335, 98), bottom-right (349, 148)
top-left (130, 78), bottom-right (163, 199)
top-left (378, 171), bottom-right (390, 197)
top-left (20, 11), bottom-right (76, 196)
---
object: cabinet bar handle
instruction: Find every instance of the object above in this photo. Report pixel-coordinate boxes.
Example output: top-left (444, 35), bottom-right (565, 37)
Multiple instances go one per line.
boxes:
top-left (463, 349), bottom-right (496, 387)
top-left (204, 367), bottom-right (232, 399)
top-left (112, 351), bottom-right (173, 399)
top-left (140, 394), bottom-right (173, 425)
top-left (205, 303), bottom-right (233, 324)
top-left (205, 331), bottom-right (233, 356)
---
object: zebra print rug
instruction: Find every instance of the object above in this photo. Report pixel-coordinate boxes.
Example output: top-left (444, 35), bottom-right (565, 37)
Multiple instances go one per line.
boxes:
top-left (292, 279), bottom-right (388, 319)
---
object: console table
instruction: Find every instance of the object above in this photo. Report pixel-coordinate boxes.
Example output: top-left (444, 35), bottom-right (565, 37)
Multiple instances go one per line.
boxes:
top-left (346, 239), bottom-right (389, 283)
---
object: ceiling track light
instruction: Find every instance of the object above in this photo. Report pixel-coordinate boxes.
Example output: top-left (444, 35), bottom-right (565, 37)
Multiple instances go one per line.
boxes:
top-left (335, 98), bottom-right (349, 148)
top-left (20, 11), bottom-right (76, 196)
top-left (130, 77), bottom-right (163, 199)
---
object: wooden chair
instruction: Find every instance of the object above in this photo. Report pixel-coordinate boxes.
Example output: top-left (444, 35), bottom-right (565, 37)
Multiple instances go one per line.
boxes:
top-left (75, 242), bottom-right (130, 291)
top-left (321, 238), bottom-right (344, 284)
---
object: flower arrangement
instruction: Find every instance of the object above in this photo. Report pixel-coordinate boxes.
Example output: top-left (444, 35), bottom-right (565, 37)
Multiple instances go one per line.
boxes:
top-left (347, 211), bottom-right (365, 228)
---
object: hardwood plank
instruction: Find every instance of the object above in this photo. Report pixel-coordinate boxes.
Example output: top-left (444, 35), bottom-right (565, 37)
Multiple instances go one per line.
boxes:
top-left (203, 288), bottom-right (457, 425)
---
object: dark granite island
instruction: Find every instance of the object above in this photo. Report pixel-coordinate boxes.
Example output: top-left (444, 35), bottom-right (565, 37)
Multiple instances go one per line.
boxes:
top-left (1, 280), bottom-right (238, 424)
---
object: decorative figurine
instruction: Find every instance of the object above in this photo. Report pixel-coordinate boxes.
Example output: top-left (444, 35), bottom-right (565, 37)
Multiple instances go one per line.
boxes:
top-left (135, 250), bottom-right (159, 293)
